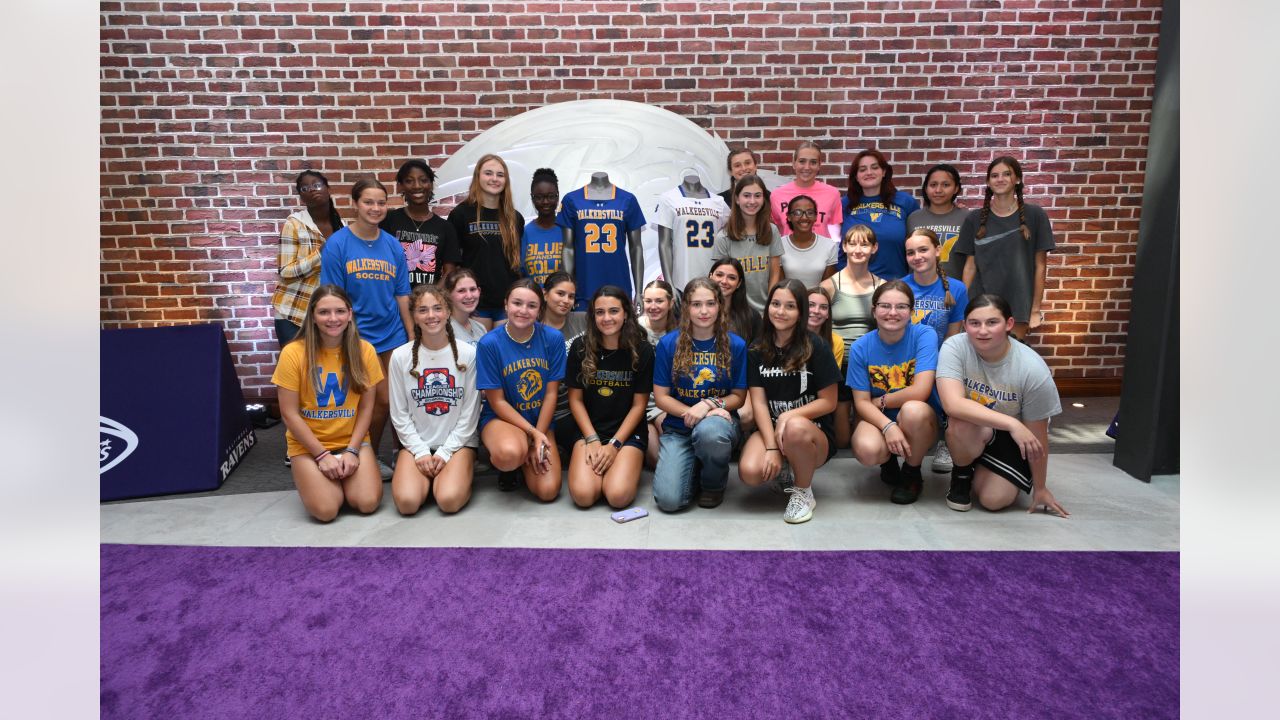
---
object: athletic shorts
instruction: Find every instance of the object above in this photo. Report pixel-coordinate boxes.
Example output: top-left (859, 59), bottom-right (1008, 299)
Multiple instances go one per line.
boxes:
top-left (977, 429), bottom-right (1033, 494)
top-left (474, 307), bottom-right (506, 322)
top-left (555, 422), bottom-right (647, 456)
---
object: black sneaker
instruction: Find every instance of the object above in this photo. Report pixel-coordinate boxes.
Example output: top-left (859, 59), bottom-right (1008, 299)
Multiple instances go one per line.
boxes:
top-left (879, 457), bottom-right (901, 486)
top-left (947, 464), bottom-right (974, 512)
top-left (498, 470), bottom-right (519, 492)
top-left (891, 463), bottom-right (923, 504)
top-left (697, 488), bottom-right (725, 508)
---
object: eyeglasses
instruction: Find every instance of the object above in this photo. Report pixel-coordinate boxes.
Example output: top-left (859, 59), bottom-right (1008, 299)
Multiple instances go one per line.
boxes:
top-left (299, 183), bottom-right (326, 192)
top-left (875, 303), bottom-right (912, 313)
top-left (531, 193), bottom-right (559, 202)
top-left (788, 209), bottom-right (817, 218)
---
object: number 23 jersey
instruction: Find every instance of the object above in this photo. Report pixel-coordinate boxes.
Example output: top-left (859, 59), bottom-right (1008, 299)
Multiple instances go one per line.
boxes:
top-left (556, 185), bottom-right (646, 308)
top-left (653, 187), bottom-right (730, 292)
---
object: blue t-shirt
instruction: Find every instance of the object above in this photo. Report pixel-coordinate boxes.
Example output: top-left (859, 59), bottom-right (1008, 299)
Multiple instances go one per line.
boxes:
top-left (556, 186), bottom-right (646, 308)
top-left (902, 274), bottom-right (968, 350)
top-left (839, 190), bottom-right (920, 279)
top-left (475, 324), bottom-right (567, 429)
top-left (846, 323), bottom-right (941, 418)
top-left (653, 331), bottom-right (748, 435)
top-left (520, 220), bottom-right (563, 286)
top-left (318, 226), bottom-right (411, 353)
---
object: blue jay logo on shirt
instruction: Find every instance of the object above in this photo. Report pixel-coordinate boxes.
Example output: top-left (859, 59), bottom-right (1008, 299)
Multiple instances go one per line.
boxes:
top-left (517, 368), bottom-right (543, 401)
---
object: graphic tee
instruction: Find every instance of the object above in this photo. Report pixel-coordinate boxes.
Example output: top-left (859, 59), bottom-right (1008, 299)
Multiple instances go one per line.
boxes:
top-left (769, 180), bottom-right (844, 239)
top-left (476, 324), bottom-right (567, 429)
top-left (748, 331), bottom-right (841, 434)
top-left (318, 226), bottom-right (411, 353)
top-left (711, 224), bottom-right (785, 313)
top-left (840, 190), bottom-right (921, 279)
top-left (272, 339), bottom-right (384, 458)
top-left (556, 186), bottom-right (647, 308)
top-left (902, 274), bottom-right (969, 350)
top-left (447, 202), bottom-right (525, 312)
top-left (565, 337), bottom-right (655, 442)
top-left (387, 340), bottom-right (480, 462)
top-left (380, 208), bottom-right (462, 288)
top-left (906, 206), bottom-right (969, 281)
top-left (953, 203), bottom-right (1055, 322)
top-left (846, 323), bottom-right (941, 419)
top-left (653, 187), bottom-right (730, 292)
top-left (653, 331), bottom-right (748, 435)
top-left (520, 220), bottom-right (563, 286)
top-left (937, 334), bottom-right (1061, 422)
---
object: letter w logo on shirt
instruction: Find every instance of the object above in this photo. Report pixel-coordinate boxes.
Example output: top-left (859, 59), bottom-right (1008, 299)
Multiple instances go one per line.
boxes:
top-left (312, 367), bottom-right (350, 407)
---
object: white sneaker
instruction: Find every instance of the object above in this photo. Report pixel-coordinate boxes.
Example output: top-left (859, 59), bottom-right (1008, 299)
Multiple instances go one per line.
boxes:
top-left (931, 441), bottom-right (953, 473)
top-left (377, 459), bottom-right (394, 481)
top-left (783, 486), bottom-right (816, 524)
top-left (769, 463), bottom-right (795, 495)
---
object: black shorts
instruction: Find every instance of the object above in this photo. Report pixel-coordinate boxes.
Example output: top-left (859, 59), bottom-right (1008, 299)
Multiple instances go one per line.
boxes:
top-left (555, 420), bottom-right (647, 456)
top-left (977, 429), bottom-right (1033, 494)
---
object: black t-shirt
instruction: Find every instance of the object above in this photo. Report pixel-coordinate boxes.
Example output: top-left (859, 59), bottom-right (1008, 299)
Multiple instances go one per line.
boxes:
top-left (446, 202), bottom-right (525, 310)
top-left (380, 208), bottom-right (462, 288)
top-left (718, 188), bottom-right (733, 208)
top-left (747, 331), bottom-right (841, 433)
top-left (565, 337), bottom-right (655, 441)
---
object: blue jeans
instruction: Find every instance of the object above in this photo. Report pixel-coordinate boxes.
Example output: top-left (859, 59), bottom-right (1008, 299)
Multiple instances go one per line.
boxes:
top-left (652, 415), bottom-right (740, 512)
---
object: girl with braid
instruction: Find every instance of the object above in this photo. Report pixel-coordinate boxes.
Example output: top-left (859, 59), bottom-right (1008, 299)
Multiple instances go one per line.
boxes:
top-left (902, 227), bottom-right (969, 473)
top-left (444, 268), bottom-right (487, 346)
top-left (565, 285), bottom-right (654, 509)
top-left (953, 156), bottom-right (1056, 340)
top-left (388, 284), bottom-right (481, 516)
top-left (651, 277), bottom-right (748, 512)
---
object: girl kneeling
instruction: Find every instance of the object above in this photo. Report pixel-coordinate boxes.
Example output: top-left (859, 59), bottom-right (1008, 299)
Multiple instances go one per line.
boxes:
top-left (566, 285), bottom-right (654, 508)
top-left (739, 279), bottom-right (840, 523)
top-left (388, 285), bottom-right (481, 515)
top-left (936, 294), bottom-right (1067, 516)
top-left (847, 280), bottom-right (941, 505)
top-left (272, 285), bottom-right (384, 521)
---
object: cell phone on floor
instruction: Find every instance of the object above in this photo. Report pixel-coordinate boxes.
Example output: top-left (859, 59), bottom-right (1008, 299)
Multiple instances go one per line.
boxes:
top-left (611, 507), bottom-right (649, 523)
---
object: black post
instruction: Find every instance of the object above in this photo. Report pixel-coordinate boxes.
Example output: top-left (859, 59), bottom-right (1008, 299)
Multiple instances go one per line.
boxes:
top-left (1114, 0), bottom-right (1179, 481)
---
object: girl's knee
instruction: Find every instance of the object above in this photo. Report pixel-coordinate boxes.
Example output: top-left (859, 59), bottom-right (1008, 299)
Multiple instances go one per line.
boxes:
top-left (392, 491), bottom-right (423, 516)
top-left (435, 489), bottom-right (469, 514)
top-left (307, 502), bottom-right (340, 523)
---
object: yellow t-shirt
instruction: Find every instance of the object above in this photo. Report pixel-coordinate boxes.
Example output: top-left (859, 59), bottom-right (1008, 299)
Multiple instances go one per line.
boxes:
top-left (830, 331), bottom-right (846, 369)
top-left (271, 339), bottom-right (385, 458)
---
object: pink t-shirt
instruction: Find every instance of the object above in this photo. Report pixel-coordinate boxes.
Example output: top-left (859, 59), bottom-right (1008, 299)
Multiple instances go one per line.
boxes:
top-left (769, 180), bottom-right (844, 239)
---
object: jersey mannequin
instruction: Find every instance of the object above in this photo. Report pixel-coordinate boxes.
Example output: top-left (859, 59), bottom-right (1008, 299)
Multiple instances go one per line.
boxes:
top-left (562, 171), bottom-right (644, 308)
top-left (657, 173), bottom-right (711, 286)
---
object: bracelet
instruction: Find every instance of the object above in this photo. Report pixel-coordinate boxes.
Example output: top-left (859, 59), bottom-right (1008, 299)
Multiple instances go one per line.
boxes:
top-left (880, 420), bottom-right (898, 435)
top-left (765, 448), bottom-right (780, 453)
top-left (313, 450), bottom-right (331, 462)
top-left (343, 447), bottom-right (360, 456)
top-left (584, 434), bottom-right (600, 444)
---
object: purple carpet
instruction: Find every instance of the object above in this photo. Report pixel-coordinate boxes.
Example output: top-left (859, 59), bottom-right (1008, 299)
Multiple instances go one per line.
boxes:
top-left (101, 545), bottom-right (1177, 719)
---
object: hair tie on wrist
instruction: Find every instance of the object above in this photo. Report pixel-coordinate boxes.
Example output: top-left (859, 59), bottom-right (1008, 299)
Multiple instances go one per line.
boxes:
top-left (314, 450), bottom-right (331, 462)
top-left (880, 420), bottom-right (898, 435)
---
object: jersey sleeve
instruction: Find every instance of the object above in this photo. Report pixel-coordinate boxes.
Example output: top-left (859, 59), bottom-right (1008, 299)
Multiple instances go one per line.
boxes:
top-left (319, 236), bottom-right (343, 288)
top-left (767, 229), bottom-right (785, 258)
top-left (391, 234), bottom-right (411, 296)
top-left (633, 343), bottom-right (655, 395)
top-left (954, 211), bottom-right (979, 257)
top-left (625, 193), bottom-right (647, 233)
top-left (946, 280), bottom-right (969, 326)
top-left (710, 228), bottom-right (730, 260)
top-left (654, 192), bottom-right (676, 230)
top-left (824, 238), bottom-right (839, 267)
top-left (554, 193), bottom-right (575, 230)
top-left (1031, 205), bottom-right (1056, 252)
top-left (438, 218), bottom-right (463, 264)
top-left (746, 347), bottom-right (763, 387)
top-left (1019, 350), bottom-right (1063, 422)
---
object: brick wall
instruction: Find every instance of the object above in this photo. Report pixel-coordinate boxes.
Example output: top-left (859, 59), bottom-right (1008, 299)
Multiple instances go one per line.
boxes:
top-left (99, 1), bottom-right (1161, 399)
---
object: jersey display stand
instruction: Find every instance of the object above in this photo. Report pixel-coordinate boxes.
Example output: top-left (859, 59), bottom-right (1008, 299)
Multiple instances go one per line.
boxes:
top-left (101, 323), bottom-right (257, 501)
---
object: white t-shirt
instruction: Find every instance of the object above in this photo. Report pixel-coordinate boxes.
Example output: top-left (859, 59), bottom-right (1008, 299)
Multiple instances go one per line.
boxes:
top-left (780, 233), bottom-right (837, 289)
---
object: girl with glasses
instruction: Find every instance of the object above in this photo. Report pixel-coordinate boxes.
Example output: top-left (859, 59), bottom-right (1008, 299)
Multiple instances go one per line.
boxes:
top-left (779, 195), bottom-right (837, 288)
top-left (272, 170), bottom-right (344, 347)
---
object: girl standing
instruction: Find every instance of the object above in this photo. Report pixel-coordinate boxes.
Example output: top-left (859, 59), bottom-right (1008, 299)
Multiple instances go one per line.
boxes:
top-left (444, 268), bottom-right (487, 346)
top-left (779, 195), bottom-right (838, 288)
top-left (521, 168), bottom-right (563, 286)
top-left (840, 148), bottom-right (920, 280)
top-left (847, 281), bottom-right (940, 505)
top-left (381, 159), bottom-right (461, 288)
top-left (936, 294), bottom-right (1067, 516)
top-left (710, 174), bottom-right (783, 313)
top-left (388, 285), bottom-right (480, 515)
top-left (271, 285), bottom-right (383, 521)
top-left (447, 154), bottom-right (525, 328)
top-left (272, 170), bottom-right (344, 346)
top-left (905, 164), bottom-right (967, 281)
top-left (739, 280), bottom-right (840, 524)
top-left (651, 277), bottom-right (748, 511)
top-left (319, 176), bottom-right (413, 479)
top-left (820, 225), bottom-right (885, 449)
top-left (475, 279), bottom-right (566, 500)
top-left (954, 156), bottom-right (1056, 339)
top-left (566, 285), bottom-right (654, 509)
top-left (769, 141), bottom-right (843, 240)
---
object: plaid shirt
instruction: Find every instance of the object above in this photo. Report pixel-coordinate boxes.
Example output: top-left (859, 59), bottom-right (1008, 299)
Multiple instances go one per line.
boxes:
top-left (271, 210), bottom-right (340, 325)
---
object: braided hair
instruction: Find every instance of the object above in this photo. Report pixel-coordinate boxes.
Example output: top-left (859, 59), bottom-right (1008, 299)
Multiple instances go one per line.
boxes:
top-left (905, 228), bottom-right (955, 309)
top-left (407, 284), bottom-right (467, 379)
top-left (976, 156), bottom-right (1030, 242)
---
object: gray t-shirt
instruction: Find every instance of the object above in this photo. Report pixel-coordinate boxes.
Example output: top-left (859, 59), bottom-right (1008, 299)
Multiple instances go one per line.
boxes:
top-left (937, 333), bottom-right (1061, 422)
top-left (780, 233), bottom-right (837, 289)
top-left (711, 224), bottom-right (785, 313)
top-left (953, 203), bottom-right (1055, 322)
top-left (552, 312), bottom-right (588, 420)
top-left (907, 205), bottom-right (970, 282)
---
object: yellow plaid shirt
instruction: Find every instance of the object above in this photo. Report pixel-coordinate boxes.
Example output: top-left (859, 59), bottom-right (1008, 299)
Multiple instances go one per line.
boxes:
top-left (271, 210), bottom-right (341, 325)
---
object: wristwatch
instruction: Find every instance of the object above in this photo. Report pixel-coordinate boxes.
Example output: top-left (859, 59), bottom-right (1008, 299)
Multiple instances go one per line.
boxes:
top-left (607, 437), bottom-right (623, 450)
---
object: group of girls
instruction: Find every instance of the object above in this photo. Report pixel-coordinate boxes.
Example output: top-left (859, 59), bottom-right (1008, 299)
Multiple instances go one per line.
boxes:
top-left (269, 145), bottom-right (1066, 522)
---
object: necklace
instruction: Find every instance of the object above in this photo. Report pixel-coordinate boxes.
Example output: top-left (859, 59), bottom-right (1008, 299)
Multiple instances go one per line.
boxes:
top-left (406, 212), bottom-right (431, 233)
top-left (505, 322), bottom-right (534, 345)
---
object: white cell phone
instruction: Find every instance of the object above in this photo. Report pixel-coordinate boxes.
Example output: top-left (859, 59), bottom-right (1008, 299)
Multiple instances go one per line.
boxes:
top-left (611, 507), bottom-right (649, 523)
top-left (539, 443), bottom-right (549, 464)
